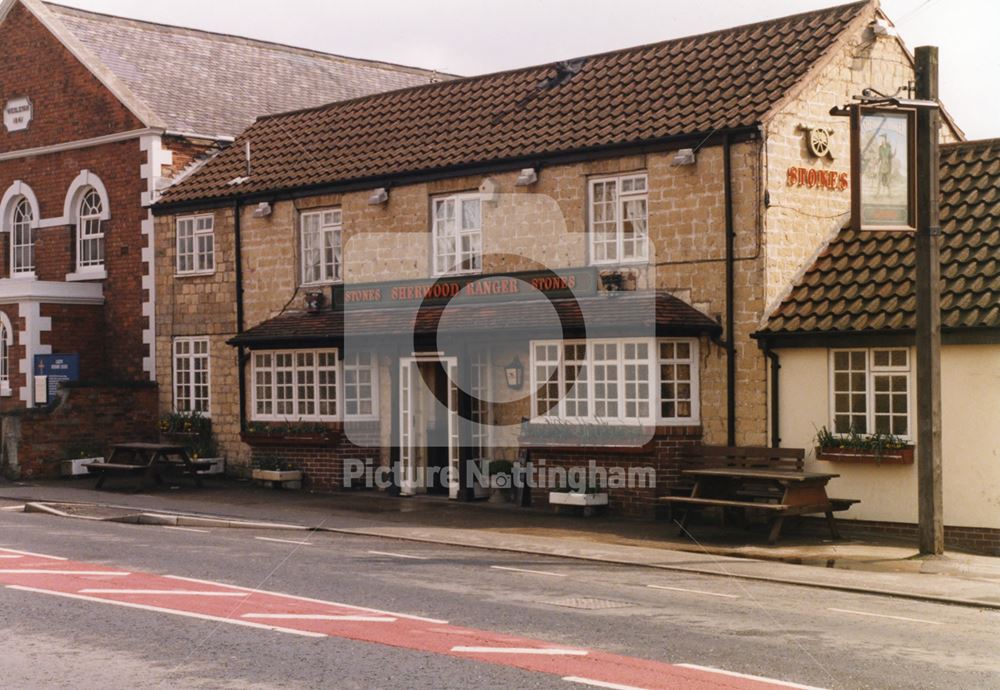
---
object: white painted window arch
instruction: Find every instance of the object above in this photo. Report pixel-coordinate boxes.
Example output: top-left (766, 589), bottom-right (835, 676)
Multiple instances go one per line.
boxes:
top-left (1, 182), bottom-right (40, 279)
top-left (0, 311), bottom-right (12, 396)
top-left (64, 171), bottom-right (110, 273)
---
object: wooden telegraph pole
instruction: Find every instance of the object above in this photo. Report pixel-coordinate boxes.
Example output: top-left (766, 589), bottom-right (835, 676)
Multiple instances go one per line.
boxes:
top-left (914, 46), bottom-right (944, 555)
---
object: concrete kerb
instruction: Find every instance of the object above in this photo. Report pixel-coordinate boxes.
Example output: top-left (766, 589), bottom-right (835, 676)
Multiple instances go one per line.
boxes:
top-left (13, 499), bottom-right (1000, 611)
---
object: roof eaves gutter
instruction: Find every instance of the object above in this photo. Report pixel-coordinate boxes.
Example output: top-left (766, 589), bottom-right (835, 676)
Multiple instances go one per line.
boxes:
top-left (752, 326), bottom-right (1000, 348)
top-left (152, 125), bottom-right (761, 216)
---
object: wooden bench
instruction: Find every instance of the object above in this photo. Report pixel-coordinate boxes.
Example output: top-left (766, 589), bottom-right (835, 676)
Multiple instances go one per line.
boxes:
top-left (660, 446), bottom-right (859, 544)
top-left (85, 443), bottom-right (214, 490)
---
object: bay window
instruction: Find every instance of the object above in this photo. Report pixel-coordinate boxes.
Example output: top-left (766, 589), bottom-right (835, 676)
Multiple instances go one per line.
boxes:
top-left (831, 348), bottom-right (911, 437)
top-left (251, 348), bottom-right (378, 422)
top-left (531, 338), bottom-right (698, 424)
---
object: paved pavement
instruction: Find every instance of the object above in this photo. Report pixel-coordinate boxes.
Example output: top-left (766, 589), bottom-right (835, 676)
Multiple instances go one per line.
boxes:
top-left (1, 478), bottom-right (999, 610)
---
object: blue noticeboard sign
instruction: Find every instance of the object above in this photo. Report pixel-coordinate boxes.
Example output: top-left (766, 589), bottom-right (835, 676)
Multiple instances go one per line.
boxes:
top-left (34, 353), bottom-right (80, 399)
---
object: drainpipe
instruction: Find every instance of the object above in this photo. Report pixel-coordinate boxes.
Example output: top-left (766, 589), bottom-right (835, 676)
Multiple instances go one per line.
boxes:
top-left (723, 133), bottom-right (736, 446)
top-left (764, 346), bottom-right (780, 448)
top-left (234, 199), bottom-right (247, 432)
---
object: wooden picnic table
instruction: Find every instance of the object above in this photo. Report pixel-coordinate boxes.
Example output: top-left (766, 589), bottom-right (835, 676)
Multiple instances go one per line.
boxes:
top-left (663, 466), bottom-right (857, 544)
top-left (85, 443), bottom-right (214, 490)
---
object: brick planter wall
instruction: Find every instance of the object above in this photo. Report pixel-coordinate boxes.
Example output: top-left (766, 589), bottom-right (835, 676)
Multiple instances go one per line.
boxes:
top-left (796, 516), bottom-right (1000, 557)
top-left (244, 423), bottom-right (380, 491)
top-left (1, 383), bottom-right (157, 479)
top-left (526, 426), bottom-right (702, 518)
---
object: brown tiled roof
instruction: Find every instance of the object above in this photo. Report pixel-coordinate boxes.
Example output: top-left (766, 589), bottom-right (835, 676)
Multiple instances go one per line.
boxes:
top-left (159, 1), bottom-right (871, 206)
top-left (759, 139), bottom-right (1000, 337)
top-left (44, 2), bottom-right (444, 139)
top-left (230, 291), bottom-right (720, 347)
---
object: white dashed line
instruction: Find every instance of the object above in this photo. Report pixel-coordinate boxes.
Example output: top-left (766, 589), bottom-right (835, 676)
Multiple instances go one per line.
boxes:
top-left (254, 537), bottom-right (312, 546)
top-left (0, 548), bottom-right (68, 561)
top-left (242, 613), bottom-right (397, 622)
top-left (164, 574), bottom-right (449, 624)
top-left (0, 570), bottom-right (130, 576)
top-left (6, 585), bottom-right (325, 637)
top-left (367, 550), bottom-right (428, 560)
top-left (79, 589), bottom-right (248, 597)
top-left (827, 608), bottom-right (943, 625)
top-left (563, 677), bottom-right (649, 690)
top-left (677, 664), bottom-right (828, 689)
top-left (646, 584), bottom-right (739, 599)
top-left (162, 526), bottom-right (211, 534)
top-left (0, 505), bottom-right (25, 511)
top-left (452, 646), bottom-right (588, 656)
top-left (490, 565), bottom-right (566, 577)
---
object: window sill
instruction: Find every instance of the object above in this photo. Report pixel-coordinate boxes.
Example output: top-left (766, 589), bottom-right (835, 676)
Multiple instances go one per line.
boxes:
top-left (815, 445), bottom-right (914, 465)
top-left (10, 272), bottom-right (36, 280)
top-left (66, 268), bottom-right (107, 282)
top-left (175, 270), bottom-right (216, 278)
top-left (0, 386), bottom-right (10, 398)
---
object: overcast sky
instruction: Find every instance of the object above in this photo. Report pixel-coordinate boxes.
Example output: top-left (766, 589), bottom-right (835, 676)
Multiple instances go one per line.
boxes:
top-left (57, 0), bottom-right (997, 139)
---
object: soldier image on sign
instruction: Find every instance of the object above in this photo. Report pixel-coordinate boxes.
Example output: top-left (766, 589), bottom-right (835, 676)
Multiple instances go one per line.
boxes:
top-left (859, 110), bottom-right (913, 228)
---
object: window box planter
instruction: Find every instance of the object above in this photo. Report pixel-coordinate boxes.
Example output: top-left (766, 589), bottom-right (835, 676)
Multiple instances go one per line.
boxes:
top-left (62, 457), bottom-right (103, 477)
top-left (519, 425), bottom-right (656, 455)
top-left (251, 468), bottom-right (303, 489)
top-left (815, 445), bottom-right (914, 465)
top-left (548, 491), bottom-right (609, 517)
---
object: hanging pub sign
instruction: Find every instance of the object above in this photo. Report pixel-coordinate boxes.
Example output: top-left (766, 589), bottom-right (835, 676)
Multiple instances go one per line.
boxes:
top-left (851, 107), bottom-right (916, 230)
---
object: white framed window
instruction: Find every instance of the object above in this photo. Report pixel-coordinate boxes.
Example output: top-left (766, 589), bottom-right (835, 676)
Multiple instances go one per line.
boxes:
top-left (176, 215), bottom-right (215, 274)
top-left (77, 188), bottom-right (105, 270)
top-left (432, 194), bottom-right (481, 276)
top-left (343, 351), bottom-right (378, 419)
top-left (589, 173), bottom-right (648, 265)
top-left (530, 337), bottom-right (698, 424)
top-left (830, 348), bottom-right (911, 437)
top-left (10, 197), bottom-right (34, 276)
top-left (252, 348), bottom-right (340, 422)
top-left (173, 337), bottom-right (210, 414)
top-left (301, 209), bottom-right (342, 285)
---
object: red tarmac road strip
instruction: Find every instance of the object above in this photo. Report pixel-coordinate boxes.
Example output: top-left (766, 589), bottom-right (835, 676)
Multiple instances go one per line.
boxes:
top-left (0, 547), bottom-right (820, 690)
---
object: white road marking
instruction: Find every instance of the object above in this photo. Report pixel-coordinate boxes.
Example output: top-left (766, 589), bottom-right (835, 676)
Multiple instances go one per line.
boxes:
top-left (677, 664), bottom-right (828, 690)
top-left (242, 613), bottom-right (397, 622)
top-left (490, 565), bottom-right (566, 577)
top-left (255, 537), bottom-right (312, 546)
top-left (646, 584), bottom-right (739, 599)
top-left (0, 505), bottom-right (25, 511)
top-left (0, 570), bottom-right (130, 576)
top-left (0, 548), bottom-right (68, 561)
top-left (563, 677), bottom-right (649, 690)
top-left (79, 589), bottom-right (248, 597)
top-left (164, 574), bottom-right (449, 625)
top-left (162, 526), bottom-right (211, 534)
top-left (0, 555), bottom-right (23, 559)
top-left (367, 550), bottom-right (428, 560)
top-left (452, 646), bottom-right (588, 656)
top-left (6, 585), bottom-right (325, 637)
top-left (827, 608), bottom-right (943, 625)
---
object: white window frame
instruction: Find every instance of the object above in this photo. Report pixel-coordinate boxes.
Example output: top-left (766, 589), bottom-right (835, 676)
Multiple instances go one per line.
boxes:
top-left (829, 348), bottom-right (912, 439)
top-left (251, 348), bottom-right (341, 422)
top-left (176, 214), bottom-right (215, 275)
top-left (300, 209), bottom-right (343, 286)
top-left (529, 337), bottom-right (699, 425)
top-left (342, 351), bottom-right (379, 420)
top-left (10, 197), bottom-right (34, 277)
top-left (76, 188), bottom-right (105, 271)
top-left (173, 337), bottom-right (211, 415)
top-left (432, 193), bottom-right (482, 276)
top-left (588, 173), bottom-right (649, 266)
top-left (0, 312), bottom-right (11, 397)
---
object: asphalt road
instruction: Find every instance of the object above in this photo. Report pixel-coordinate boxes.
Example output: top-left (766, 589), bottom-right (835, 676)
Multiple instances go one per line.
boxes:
top-left (0, 507), bottom-right (997, 689)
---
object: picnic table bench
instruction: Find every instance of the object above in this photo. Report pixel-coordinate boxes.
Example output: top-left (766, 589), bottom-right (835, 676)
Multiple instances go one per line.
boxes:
top-left (84, 443), bottom-right (215, 490)
top-left (659, 446), bottom-right (859, 544)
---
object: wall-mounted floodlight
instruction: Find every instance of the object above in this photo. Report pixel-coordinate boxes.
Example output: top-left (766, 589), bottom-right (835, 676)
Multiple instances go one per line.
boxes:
top-left (252, 201), bottom-right (272, 218)
top-left (515, 168), bottom-right (538, 186)
top-left (670, 148), bottom-right (697, 166)
top-left (368, 187), bottom-right (389, 205)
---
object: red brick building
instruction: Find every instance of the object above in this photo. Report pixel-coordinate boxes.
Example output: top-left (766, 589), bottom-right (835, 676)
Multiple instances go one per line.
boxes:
top-left (0, 0), bottom-right (441, 477)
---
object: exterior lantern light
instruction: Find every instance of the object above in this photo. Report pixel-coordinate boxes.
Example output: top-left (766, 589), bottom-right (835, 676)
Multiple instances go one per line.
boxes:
top-left (504, 356), bottom-right (524, 390)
